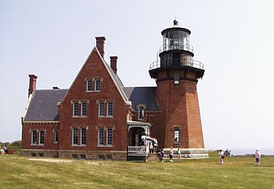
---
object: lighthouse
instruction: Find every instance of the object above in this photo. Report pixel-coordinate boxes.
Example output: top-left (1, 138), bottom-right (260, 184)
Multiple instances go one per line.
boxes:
top-left (149, 20), bottom-right (207, 158)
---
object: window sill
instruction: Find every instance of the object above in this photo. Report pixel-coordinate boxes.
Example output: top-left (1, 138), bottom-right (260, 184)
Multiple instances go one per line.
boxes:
top-left (54, 142), bottom-right (58, 144)
top-left (31, 144), bottom-right (44, 146)
top-left (71, 144), bottom-right (87, 147)
top-left (97, 145), bottom-right (113, 147)
top-left (72, 116), bottom-right (87, 118)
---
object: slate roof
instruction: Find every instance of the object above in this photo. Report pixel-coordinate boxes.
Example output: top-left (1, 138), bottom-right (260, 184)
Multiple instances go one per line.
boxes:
top-left (24, 89), bottom-right (68, 121)
top-left (124, 87), bottom-right (161, 111)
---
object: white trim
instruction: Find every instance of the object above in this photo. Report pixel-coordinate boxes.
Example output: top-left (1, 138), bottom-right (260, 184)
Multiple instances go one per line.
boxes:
top-left (106, 101), bottom-right (113, 117)
top-left (95, 47), bottom-right (131, 105)
top-left (106, 128), bottom-right (113, 146)
top-left (38, 130), bottom-right (45, 145)
top-left (98, 102), bottom-right (105, 117)
top-left (81, 101), bottom-right (87, 117)
top-left (22, 93), bottom-right (33, 119)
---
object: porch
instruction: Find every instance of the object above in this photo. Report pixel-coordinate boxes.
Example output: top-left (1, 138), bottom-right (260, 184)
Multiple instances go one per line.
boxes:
top-left (127, 121), bottom-right (151, 159)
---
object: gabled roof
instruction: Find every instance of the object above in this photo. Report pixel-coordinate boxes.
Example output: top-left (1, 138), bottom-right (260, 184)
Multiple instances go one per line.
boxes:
top-left (24, 89), bottom-right (68, 121)
top-left (124, 87), bottom-right (161, 111)
top-left (95, 47), bottom-right (130, 104)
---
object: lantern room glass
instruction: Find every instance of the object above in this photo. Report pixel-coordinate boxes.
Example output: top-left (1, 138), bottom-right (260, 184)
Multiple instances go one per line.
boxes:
top-left (162, 30), bottom-right (190, 52)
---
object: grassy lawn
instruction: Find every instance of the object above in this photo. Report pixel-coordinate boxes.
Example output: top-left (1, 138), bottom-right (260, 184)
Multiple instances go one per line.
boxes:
top-left (0, 152), bottom-right (274, 189)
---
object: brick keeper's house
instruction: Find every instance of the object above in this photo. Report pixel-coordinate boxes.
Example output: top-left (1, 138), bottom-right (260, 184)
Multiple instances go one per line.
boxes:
top-left (21, 20), bottom-right (208, 160)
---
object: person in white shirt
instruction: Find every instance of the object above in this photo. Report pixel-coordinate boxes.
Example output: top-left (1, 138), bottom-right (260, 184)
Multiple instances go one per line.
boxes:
top-left (255, 149), bottom-right (261, 165)
top-left (219, 150), bottom-right (225, 165)
top-left (169, 147), bottom-right (174, 162)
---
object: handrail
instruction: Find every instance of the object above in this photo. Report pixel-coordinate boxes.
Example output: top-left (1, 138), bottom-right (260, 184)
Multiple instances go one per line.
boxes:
top-left (159, 44), bottom-right (194, 54)
top-left (149, 59), bottom-right (204, 70)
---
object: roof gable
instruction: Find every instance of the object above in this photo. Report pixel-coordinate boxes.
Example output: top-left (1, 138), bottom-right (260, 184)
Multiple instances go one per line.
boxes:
top-left (62, 47), bottom-right (129, 105)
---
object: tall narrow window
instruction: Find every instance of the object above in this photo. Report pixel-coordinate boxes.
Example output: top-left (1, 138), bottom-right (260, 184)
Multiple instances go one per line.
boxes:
top-left (86, 79), bottom-right (93, 91)
top-left (138, 106), bottom-right (145, 120)
top-left (174, 73), bottom-right (180, 85)
top-left (31, 130), bottom-right (37, 144)
top-left (95, 79), bottom-right (101, 91)
top-left (73, 102), bottom-right (79, 116)
top-left (39, 130), bottom-right (45, 145)
top-left (107, 102), bottom-right (113, 117)
top-left (174, 128), bottom-right (180, 143)
top-left (98, 128), bottom-right (104, 145)
top-left (107, 128), bottom-right (113, 145)
top-left (81, 102), bottom-right (87, 116)
top-left (81, 128), bottom-right (86, 145)
top-left (54, 130), bottom-right (59, 143)
top-left (99, 102), bottom-right (105, 117)
top-left (72, 128), bottom-right (78, 145)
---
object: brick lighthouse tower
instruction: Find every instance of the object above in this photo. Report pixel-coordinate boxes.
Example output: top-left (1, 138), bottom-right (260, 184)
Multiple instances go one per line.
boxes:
top-left (149, 20), bottom-right (208, 158)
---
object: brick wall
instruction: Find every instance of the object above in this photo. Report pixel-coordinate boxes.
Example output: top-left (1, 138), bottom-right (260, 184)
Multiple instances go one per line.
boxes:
top-left (58, 49), bottom-right (129, 152)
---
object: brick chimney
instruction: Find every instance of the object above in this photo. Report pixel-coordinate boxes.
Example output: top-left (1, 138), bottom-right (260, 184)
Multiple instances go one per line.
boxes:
top-left (110, 56), bottom-right (118, 74)
top-left (95, 36), bottom-right (106, 58)
top-left (28, 74), bottom-right (38, 97)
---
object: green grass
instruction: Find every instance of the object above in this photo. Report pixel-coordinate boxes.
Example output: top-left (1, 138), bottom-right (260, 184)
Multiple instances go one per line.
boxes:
top-left (0, 152), bottom-right (274, 189)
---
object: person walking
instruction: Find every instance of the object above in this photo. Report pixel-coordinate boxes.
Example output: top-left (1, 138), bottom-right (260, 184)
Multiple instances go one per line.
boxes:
top-left (219, 150), bottom-right (225, 165)
top-left (255, 149), bottom-right (261, 165)
top-left (177, 148), bottom-right (181, 163)
top-left (159, 149), bottom-right (164, 162)
top-left (3, 144), bottom-right (8, 155)
top-left (169, 147), bottom-right (174, 162)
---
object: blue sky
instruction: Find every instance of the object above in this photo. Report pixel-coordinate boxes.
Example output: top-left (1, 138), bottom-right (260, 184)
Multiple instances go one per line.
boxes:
top-left (1, 0), bottom-right (274, 153)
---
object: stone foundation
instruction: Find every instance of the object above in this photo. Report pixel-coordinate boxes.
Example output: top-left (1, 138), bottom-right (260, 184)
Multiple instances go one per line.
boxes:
top-left (21, 149), bottom-right (58, 158)
top-left (21, 149), bottom-right (127, 161)
top-left (163, 148), bottom-right (209, 159)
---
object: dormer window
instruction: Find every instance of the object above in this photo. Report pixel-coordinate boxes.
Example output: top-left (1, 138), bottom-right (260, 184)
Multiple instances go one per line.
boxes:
top-left (174, 73), bottom-right (180, 85)
top-left (137, 105), bottom-right (145, 121)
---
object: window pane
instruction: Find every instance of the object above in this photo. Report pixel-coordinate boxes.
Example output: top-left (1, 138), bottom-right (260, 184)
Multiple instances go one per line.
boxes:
top-left (99, 102), bottom-right (105, 116)
top-left (107, 102), bottom-right (113, 116)
top-left (95, 79), bottom-right (101, 91)
top-left (73, 128), bottom-right (78, 145)
top-left (174, 73), bottom-right (179, 84)
top-left (39, 131), bottom-right (44, 144)
top-left (99, 128), bottom-right (104, 145)
top-left (82, 102), bottom-right (87, 116)
top-left (87, 80), bottom-right (92, 91)
top-left (174, 129), bottom-right (180, 142)
top-left (73, 102), bottom-right (79, 116)
top-left (138, 106), bottom-right (144, 120)
top-left (81, 128), bottom-right (86, 145)
top-left (107, 128), bottom-right (113, 145)
top-left (54, 130), bottom-right (59, 143)
top-left (32, 131), bottom-right (37, 144)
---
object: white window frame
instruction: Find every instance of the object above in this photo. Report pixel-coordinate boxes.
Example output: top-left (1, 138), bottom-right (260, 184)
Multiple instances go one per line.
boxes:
top-left (72, 128), bottom-right (78, 145)
top-left (95, 79), bottom-right (101, 92)
top-left (98, 102), bottom-right (105, 117)
top-left (86, 79), bottom-right (93, 92)
top-left (174, 128), bottom-right (180, 143)
top-left (98, 128), bottom-right (105, 146)
top-left (106, 128), bottom-right (113, 146)
top-left (137, 105), bottom-right (145, 121)
top-left (39, 130), bottom-right (45, 145)
top-left (73, 102), bottom-right (79, 117)
top-left (80, 128), bottom-right (87, 145)
top-left (31, 130), bottom-right (37, 145)
top-left (107, 102), bottom-right (113, 117)
top-left (81, 102), bottom-right (87, 117)
top-left (54, 130), bottom-right (59, 144)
